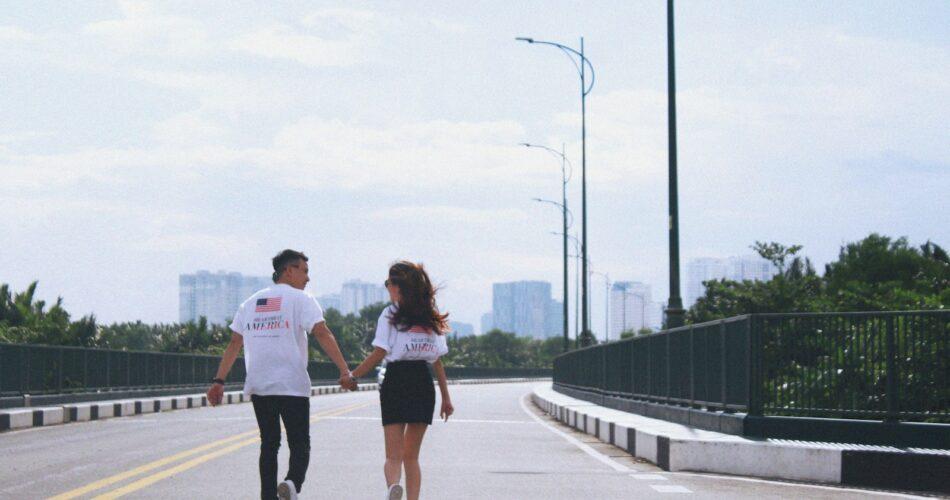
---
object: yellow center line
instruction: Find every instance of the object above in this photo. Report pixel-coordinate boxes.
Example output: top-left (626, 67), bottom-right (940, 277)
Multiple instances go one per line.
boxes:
top-left (50, 402), bottom-right (371, 500)
top-left (94, 402), bottom-right (371, 500)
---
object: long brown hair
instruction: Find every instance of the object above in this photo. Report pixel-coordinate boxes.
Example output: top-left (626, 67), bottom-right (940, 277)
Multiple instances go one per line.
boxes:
top-left (387, 261), bottom-right (449, 335)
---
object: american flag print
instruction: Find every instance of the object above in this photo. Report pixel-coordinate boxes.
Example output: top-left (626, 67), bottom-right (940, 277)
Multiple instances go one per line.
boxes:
top-left (255, 297), bottom-right (282, 312)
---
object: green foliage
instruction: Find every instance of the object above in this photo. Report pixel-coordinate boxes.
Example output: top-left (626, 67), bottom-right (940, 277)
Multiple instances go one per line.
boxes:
top-left (313, 302), bottom-right (390, 362)
top-left (1, 285), bottom-right (557, 368)
top-left (442, 330), bottom-right (561, 368)
top-left (687, 234), bottom-right (947, 323)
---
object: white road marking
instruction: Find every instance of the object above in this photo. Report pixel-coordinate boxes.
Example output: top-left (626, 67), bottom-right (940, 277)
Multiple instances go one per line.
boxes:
top-left (518, 394), bottom-right (632, 473)
top-left (632, 474), bottom-right (668, 481)
top-left (324, 416), bottom-right (534, 424)
top-left (650, 485), bottom-right (692, 493)
top-left (672, 472), bottom-right (931, 499)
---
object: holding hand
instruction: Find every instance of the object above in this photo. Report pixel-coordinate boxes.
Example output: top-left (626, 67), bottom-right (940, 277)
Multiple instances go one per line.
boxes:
top-left (339, 372), bottom-right (358, 391)
top-left (440, 399), bottom-right (454, 422)
top-left (207, 383), bottom-right (224, 407)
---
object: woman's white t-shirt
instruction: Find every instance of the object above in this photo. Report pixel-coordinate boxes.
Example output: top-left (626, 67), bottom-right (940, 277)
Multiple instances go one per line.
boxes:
top-left (229, 283), bottom-right (324, 397)
top-left (372, 305), bottom-right (449, 363)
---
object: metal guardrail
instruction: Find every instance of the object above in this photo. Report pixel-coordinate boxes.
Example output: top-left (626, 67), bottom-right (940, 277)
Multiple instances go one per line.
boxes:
top-left (553, 311), bottom-right (949, 423)
top-left (0, 343), bottom-right (550, 396)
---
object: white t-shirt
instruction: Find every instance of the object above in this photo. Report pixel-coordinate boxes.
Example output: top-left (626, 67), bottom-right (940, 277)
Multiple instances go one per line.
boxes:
top-left (372, 305), bottom-right (449, 363)
top-left (229, 283), bottom-right (324, 397)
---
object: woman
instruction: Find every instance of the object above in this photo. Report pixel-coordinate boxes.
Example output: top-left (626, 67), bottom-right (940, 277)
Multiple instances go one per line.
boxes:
top-left (349, 261), bottom-right (454, 500)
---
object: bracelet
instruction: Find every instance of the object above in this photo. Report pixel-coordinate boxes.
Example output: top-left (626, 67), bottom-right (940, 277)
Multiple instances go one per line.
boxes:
top-left (212, 378), bottom-right (225, 385)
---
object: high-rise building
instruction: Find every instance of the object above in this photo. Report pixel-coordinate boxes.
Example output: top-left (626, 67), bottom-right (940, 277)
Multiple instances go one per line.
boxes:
top-left (685, 255), bottom-right (778, 307)
top-left (317, 293), bottom-right (341, 312)
top-left (449, 321), bottom-right (475, 337)
top-left (480, 312), bottom-right (494, 334)
top-left (610, 282), bottom-right (655, 338)
top-left (340, 279), bottom-right (388, 315)
top-left (545, 300), bottom-right (565, 340)
top-left (491, 281), bottom-right (558, 339)
top-left (179, 271), bottom-right (271, 325)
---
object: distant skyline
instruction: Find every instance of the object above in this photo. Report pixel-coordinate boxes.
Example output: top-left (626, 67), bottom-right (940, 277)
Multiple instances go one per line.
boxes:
top-left (1, 1), bottom-right (947, 333)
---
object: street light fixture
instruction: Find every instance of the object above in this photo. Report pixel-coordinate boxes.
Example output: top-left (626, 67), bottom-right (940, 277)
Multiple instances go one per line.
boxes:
top-left (516, 36), bottom-right (595, 339)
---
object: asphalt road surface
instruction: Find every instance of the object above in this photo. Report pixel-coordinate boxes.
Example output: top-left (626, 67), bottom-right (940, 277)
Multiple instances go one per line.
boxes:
top-left (0, 382), bottom-right (931, 499)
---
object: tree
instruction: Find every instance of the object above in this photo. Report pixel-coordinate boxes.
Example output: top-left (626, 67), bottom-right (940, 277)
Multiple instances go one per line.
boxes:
top-left (687, 234), bottom-right (946, 323)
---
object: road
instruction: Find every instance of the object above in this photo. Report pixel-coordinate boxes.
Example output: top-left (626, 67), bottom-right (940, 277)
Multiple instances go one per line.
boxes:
top-left (0, 382), bottom-right (928, 499)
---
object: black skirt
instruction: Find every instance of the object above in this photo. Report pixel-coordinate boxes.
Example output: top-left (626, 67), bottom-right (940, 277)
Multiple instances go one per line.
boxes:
top-left (380, 360), bottom-right (435, 426)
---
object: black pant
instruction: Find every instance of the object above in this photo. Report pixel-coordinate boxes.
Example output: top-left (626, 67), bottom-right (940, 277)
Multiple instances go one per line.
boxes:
top-left (251, 395), bottom-right (310, 500)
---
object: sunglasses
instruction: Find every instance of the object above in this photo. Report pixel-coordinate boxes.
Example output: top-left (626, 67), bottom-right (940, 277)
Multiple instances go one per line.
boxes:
top-left (384, 279), bottom-right (393, 287)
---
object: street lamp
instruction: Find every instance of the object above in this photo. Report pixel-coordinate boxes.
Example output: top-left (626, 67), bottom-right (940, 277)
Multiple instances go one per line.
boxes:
top-left (517, 36), bottom-right (595, 339)
top-left (531, 191), bottom-right (572, 352)
top-left (665, 0), bottom-right (685, 328)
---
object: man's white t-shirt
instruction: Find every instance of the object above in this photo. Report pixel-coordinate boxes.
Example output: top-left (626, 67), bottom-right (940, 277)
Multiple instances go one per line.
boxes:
top-left (229, 283), bottom-right (324, 397)
top-left (372, 305), bottom-right (449, 363)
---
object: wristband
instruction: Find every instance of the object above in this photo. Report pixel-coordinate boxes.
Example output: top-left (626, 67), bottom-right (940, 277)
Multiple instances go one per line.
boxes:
top-left (212, 378), bottom-right (225, 385)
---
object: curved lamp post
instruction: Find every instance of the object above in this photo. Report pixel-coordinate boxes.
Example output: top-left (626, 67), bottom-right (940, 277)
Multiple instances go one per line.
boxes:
top-left (516, 36), bottom-right (595, 338)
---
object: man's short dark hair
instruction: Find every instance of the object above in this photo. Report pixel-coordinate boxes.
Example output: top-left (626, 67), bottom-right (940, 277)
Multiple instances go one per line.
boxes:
top-left (272, 249), bottom-right (308, 282)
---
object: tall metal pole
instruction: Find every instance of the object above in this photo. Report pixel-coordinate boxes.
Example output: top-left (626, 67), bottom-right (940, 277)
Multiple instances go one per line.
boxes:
top-left (525, 142), bottom-right (573, 352)
top-left (603, 274), bottom-right (609, 342)
top-left (666, 0), bottom-right (685, 328)
top-left (561, 144), bottom-right (570, 352)
top-left (515, 35), bottom-right (594, 339)
top-left (580, 36), bottom-right (590, 338)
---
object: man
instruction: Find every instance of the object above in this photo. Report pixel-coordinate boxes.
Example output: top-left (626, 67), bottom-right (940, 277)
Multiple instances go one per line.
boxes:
top-left (207, 249), bottom-right (358, 500)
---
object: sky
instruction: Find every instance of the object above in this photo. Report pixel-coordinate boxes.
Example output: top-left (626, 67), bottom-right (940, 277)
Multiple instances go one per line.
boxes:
top-left (1, 1), bottom-right (948, 336)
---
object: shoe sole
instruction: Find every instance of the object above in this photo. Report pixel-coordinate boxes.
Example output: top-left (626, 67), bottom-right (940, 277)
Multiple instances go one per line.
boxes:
top-left (388, 484), bottom-right (403, 500)
top-left (277, 482), bottom-right (294, 500)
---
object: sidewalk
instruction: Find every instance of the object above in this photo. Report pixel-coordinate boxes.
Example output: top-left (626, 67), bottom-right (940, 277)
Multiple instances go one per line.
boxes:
top-left (533, 384), bottom-right (950, 495)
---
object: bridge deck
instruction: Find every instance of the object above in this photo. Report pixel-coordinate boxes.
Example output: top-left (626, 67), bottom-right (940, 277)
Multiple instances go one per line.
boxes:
top-left (0, 382), bottom-right (916, 499)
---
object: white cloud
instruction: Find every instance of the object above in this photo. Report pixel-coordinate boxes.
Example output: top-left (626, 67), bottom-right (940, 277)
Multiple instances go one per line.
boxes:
top-left (367, 205), bottom-right (529, 227)
top-left (152, 111), bottom-right (226, 146)
top-left (229, 23), bottom-right (365, 67)
top-left (0, 25), bottom-right (37, 42)
top-left (264, 117), bottom-right (543, 189)
top-left (231, 8), bottom-right (388, 67)
top-left (82, 0), bottom-right (211, 58)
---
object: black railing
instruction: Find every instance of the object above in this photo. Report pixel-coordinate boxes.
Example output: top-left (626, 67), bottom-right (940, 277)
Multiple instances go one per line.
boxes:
top-left (0, 343), bottom-right (550, 396)
top-left (553, 311), bottom-right (949, 423)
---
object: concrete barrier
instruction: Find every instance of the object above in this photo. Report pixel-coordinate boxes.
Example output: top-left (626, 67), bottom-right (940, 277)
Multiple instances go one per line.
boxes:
top-left (532, 384), bottom-right (950, 495)
top-left (1, 378), bottom-right (542, 434)
top-left (64, 404), bottom-right (92, 423)
top-left (112, 400), bottom-right (135, 417)
top-left (0, 409), bottom-right (34, 431)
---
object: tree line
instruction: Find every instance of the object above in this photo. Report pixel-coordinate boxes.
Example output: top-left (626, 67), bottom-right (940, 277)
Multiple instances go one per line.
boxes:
top-left (687, 234), bottom-right (947, 324)
top-left (2, 233), bottom-right (944, 363)
top-left (0, 285), bottom-right (562, 368)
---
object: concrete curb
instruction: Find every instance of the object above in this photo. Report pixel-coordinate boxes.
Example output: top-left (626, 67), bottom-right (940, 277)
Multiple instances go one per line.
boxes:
top-left (532, 384), bottom-right (950, 495)
top-left (0, 377), bottom-right (547, 433)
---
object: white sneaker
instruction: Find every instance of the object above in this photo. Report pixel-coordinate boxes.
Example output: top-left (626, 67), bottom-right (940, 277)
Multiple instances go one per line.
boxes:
top-left (277, 480), bottom-right (298, 500)
top-left (387, 483), bottom-right (403, 500)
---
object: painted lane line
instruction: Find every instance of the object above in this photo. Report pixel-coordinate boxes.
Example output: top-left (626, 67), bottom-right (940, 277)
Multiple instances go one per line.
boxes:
top-left (92, 437), bottom-right (259, 500)
top-left (631, 474), bottom-right (668, 481)
top-left (518, 394), bottom-right (631, 473)
top-left (650, 485), bottom-right (692, 493)
top-left (672, 472), bottom-right (931, 499)
top-left (324, 416), bottom-right (535, 425)
top-left (50, 402), bottom-right (368, 500)
top-left (93, 402), bottom-right (371, 499)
